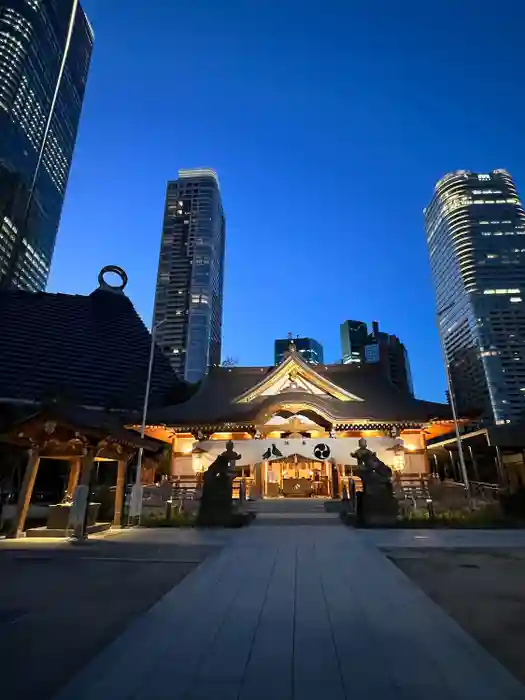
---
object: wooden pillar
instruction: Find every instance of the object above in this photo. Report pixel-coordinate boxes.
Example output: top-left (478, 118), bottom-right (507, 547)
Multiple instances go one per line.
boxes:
top-left (254, 462), bottom-right (263, 499)
top-left (467, 445), bottom-right (481, 483)
top-left (71, 450), bottom-right (95, 540)
top-left (448, 451), bottom-right (457, 481)
top-left (113, 459), bottom-right (127, 527)
top-left (66, 458), bottom-right (81, 498)
top-left (495, 446), bottom-right (507, 486)
top-left (8, 448), bottom-right (40, 538)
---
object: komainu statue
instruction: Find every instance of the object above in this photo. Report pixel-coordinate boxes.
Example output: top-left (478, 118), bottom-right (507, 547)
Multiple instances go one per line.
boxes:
top-left (351, 438), bottom-right (397, 524)
top-left (197, 440), bottom-right (253, 527)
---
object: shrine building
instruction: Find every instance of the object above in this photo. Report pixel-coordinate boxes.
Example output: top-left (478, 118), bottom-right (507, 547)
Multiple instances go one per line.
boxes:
top-left (147, 348), bottom-right (455, 498)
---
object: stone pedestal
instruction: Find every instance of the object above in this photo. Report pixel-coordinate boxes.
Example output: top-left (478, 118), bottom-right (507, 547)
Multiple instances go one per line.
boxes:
top-left (361, 492), bottom-right (398, 526)
top-left (47, 502), bottom-right (100, 530)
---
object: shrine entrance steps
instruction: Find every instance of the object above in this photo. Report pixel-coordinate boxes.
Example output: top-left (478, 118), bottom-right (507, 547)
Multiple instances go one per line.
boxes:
top-left (252, 497), bottom-right (341, 526)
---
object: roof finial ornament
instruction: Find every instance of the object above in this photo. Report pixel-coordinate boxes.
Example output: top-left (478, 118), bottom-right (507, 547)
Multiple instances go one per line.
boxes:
top-left (98, 265), bottom-right (128, 293)
top-left (287, 331), bottom-right (296, 352)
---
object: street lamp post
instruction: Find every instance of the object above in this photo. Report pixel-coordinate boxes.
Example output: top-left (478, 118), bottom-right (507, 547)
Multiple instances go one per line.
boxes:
top-left (436, 305), bottom-right (472, 507)
top-left (129, 318), bottom-right (167, 524)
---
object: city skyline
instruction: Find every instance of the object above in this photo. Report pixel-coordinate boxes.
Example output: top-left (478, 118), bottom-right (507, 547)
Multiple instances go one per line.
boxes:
top-left (45, 1), bottom-right (525, 402)
top-left (0, 0), bottom-right (93, 291)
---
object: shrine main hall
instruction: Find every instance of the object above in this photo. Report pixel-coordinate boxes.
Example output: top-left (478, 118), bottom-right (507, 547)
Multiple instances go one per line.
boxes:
top-left (147, 349), bottom-right (454, 498)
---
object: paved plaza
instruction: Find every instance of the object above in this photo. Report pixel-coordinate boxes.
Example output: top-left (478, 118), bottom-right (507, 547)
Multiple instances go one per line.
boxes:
top-left (52, 503), bottom-right (525, 700)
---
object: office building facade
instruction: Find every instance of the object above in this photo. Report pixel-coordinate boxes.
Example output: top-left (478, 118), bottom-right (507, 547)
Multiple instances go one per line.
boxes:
top-left (274, 336), bottom-right (324, 366)
top-left (0, 0), bottom-right (93, 291)
top-left (340, 319), bottom-right (413, 395)
top-left (340, 320), bottom-right (368, 364)
top-left (424, 169), bottom-right (525, 423)
top-left (153, 169), bottom-right (226, 383)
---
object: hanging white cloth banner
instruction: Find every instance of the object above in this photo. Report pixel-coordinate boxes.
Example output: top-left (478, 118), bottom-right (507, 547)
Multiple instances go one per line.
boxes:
top-left (192, 437), bottom-right (404, 469)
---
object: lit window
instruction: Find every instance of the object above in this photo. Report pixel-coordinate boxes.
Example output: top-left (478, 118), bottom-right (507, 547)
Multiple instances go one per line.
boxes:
top-left (510, 297), bottom-right (522, 303)
top-left (478, 174), bottom-right (491, 181)
top-left (483, 288), bottom-right (521, 295)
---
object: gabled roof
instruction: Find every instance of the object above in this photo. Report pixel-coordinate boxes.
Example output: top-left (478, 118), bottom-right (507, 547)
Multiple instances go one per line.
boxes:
top-left (149, 360), bottom-right (452, 427)
top-left (234, 352), bottom-right (363, 403)
top-left (0, 285), bottom-right (181, 411)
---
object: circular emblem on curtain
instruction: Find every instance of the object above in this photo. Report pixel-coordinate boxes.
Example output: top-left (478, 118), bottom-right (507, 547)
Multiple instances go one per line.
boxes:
top-left (313, 443), bottom-right (331, 459)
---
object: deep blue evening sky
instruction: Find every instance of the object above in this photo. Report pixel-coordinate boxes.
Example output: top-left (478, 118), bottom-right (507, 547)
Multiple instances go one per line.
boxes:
top-left (48, 0), bottom-right (525, 401)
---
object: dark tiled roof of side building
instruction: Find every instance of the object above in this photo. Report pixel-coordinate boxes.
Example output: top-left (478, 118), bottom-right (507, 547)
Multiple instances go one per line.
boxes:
top-left (149, 363), bottom-right (451, 426)
top-left (0, 287), bottom-right (182, 411)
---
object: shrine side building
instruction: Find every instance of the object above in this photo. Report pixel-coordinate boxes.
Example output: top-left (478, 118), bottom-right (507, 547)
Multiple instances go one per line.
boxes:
top-left (147, 349), bottom-right (454, 498)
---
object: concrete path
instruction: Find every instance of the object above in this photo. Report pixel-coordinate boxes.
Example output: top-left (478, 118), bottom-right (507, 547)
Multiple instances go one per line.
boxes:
top-left (54, 524), bottom-right (525, 700)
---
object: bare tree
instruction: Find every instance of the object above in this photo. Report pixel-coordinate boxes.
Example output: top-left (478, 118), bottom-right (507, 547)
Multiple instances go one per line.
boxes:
top-left (221, 356), bottom-right (239, 367)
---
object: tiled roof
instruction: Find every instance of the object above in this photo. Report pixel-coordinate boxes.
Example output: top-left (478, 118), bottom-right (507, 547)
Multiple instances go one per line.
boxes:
top-left (0, 403), bottom-right (164, 451)
top-left (0, 287), bottom-right (181, 411)
top-left (149, 363), bottom-right (451, 426)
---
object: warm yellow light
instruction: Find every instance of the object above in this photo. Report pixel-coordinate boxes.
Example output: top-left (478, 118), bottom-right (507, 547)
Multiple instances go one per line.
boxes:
top-left (405, 444), bottom-right (416, 451)
top-left (182, 445), bottom-right (193, 454)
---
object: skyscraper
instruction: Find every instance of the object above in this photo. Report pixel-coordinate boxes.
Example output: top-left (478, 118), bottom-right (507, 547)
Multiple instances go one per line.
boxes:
top-left (0, 0), bottom-right (93, 292)
top-left (424, 169), bottom-right (525, 423)
top-left (340, 319), bottom-right (413, 394)
top-left (340, 320), bottom-right (368, 364)
top-left (153, 169), bottom-right (226, 383)
top-left (274, 336), bottom-right (324, 365)
top-left (366, 321), bottom-right (414, 396)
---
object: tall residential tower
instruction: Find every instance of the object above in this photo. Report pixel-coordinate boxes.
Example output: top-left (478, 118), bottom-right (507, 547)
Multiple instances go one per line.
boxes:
top-left (424, 169), bottom-right (525, 423)
top-left (0, 0), bottom-right (93, 291)
top-left (153, 169), bottom-right (226, 383)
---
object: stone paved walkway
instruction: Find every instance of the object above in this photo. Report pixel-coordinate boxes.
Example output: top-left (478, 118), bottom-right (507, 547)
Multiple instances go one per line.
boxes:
top-left (54, 522), bottom-right (525, 700)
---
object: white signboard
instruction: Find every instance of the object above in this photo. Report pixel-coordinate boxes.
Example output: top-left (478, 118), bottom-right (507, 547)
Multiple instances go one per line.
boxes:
top-left (193, 437), bottom-right (404, 470)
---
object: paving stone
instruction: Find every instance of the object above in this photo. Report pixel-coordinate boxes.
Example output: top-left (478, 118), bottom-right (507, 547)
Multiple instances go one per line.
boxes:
top-left (54, 524), bottom-right (525, 700)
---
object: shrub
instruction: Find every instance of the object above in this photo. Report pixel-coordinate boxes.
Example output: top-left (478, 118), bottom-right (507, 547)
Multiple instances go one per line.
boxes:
top-left (140, 509), bottom-right (196, 528)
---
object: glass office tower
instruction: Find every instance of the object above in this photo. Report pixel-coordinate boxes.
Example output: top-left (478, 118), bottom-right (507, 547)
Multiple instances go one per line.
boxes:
top-left (0, 0), bottom-right (93, 291)
top-left (340, 320), bottom-right (368, 364)
top-left (340, 319), bottom-right (413, 394)
top-left (425, 169), bottom-right (525, 423)
top-left (153, 169), bottom-right (226, 383)
top-left (274, 336), bottom-right (324, 365)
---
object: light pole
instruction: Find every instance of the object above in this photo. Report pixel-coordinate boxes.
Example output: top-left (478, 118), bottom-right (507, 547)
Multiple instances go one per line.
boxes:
top-left (436, 304), bottom-right (472, 507)
top-left (130, 317), bottom-right (167, 523)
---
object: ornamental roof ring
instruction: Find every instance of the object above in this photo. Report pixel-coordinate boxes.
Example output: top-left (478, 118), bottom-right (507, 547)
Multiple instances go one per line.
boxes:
top-left (98, 265), bottom-right (128, 292)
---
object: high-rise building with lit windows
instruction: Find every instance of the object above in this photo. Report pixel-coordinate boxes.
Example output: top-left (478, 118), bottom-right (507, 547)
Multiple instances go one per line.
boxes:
top-left (274, 336), bottom-right (324, 366)
top-left (424, 169), bottom-right (525, 423)
top-left (153, 169), bottom-right (226, 383)
top-left (0, 0), bottom-right (93, 292)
